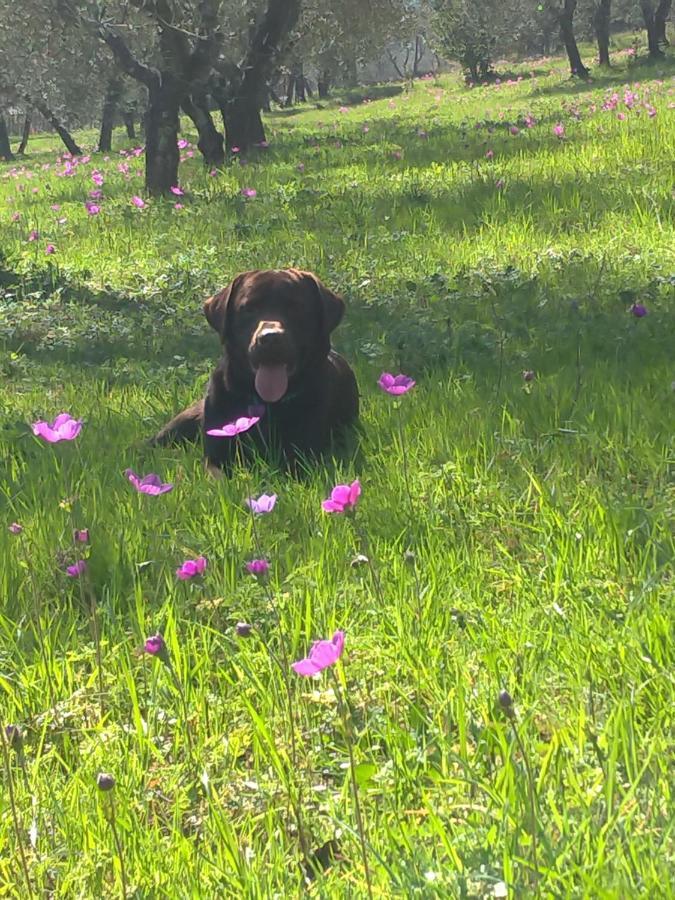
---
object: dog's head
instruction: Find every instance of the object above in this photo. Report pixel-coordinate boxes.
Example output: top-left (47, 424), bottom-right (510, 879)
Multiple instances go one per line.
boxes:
top-left (203, 269), bottom-right (345, 403)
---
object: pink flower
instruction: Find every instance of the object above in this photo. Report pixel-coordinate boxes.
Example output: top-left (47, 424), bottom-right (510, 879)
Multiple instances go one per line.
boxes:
top-left (32, 413), bottom-right (82, 443)
top-left (92, 171), bottom-right (104, 186)
top-left (66, 560), bottom-right (87, 578)
top-left (11, 212), bottom-right (20, 222)
top-left (124, 469), bottom-right (174, 495)
top-left (485, 149), bottom-right (494, 159)
top-left (170, 185), bottom-right (184, 195)
top-left (73, 528), bottom-right (89, 543)
top-left (362, 126), bottom-right (369, 133)
top-left (28, 230), bottom-right (39, 242)
top-left (378, 372), bottom-right (415, 395)
top-left (176, 556), bottom-right (207, 580)
top-left (297, 163), bottom-right (305, 172)
top-left (174, 203), bottom-right (183, 210)
top-left (255, 140), bottom-right (269, 148)
top-left (553, 123), bottom-right (565, 138)
top-left (231, 146), bottom-right (240, 153)
top-left (391, 150), bottom-right (403, 160)
top-left (131, 196), bottom-right (145, 208)
top-left (86, 203), bottom-right (100, 216)
top-left (240, 188), bottom-right (257, 198)
top-left (339, 106), bottom-right (349, 113)
top-left (509, 125), bottom-right (519, 135)
top-left (144, 633), bottom-right (169, 662)
top-left (45, 244), bottom-right (56, 255)
top-left (630, 302), bottom-right (647, 317)
top-left (322, 480), bottom-right (361, 513)
top-left (8, 523), bottom-right (23, 534)
top-left (495, 178), bottom-right (505, 189)
top-left (246, 493), bottom-right (277, 514)
top-left (206, 415), bottom-right (261, 437)
top-left (89, 189), bottom-right (103, 199)
top-left (522, 369), bottom-right (535, 382)
top-left (292, 631), bottom-right (345, 676)
top-left (177, 139), bottom-right (189, 149)
top-left (246, 559), bottom-right (270, 576)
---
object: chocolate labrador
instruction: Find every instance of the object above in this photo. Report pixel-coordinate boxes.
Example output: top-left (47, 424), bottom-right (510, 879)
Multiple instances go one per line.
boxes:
top-left (151, 268), bottom-right (359, 470)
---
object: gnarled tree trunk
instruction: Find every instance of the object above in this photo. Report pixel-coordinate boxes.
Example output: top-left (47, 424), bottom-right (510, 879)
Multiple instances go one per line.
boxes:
top-left (29, 96), bottom-right (82, 154)
top-left (182, 92), bottom-right (225, 165)
top-left (123, 111), bottom-right (136, 139)
top-left (144, 78), bottom-right (180, 194)
top-left (98, 76), bottom-right (123, 152)
top-left (17, 113), bottom-right (31, 155)
top-left (0, 115), bottom-right (14, 161)
top-left (559, 0), bottom-right (590, 78)
top-left (317, 69), bottom-right (331, 99)
top-left (655, 0), bottom-right (672, 46)
top-left (594, 0), bottom-right (612, 65)
top-left (641, 0), bottom-right (665, 55)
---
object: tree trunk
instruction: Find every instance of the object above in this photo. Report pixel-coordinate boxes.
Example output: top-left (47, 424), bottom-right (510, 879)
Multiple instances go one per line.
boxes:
top-left (0, 115), bottom-right (14, 161)
top-left (640, 1), bottom-right (662, 55)
top-left (655, 0), bottom-right (672, 46)
top-left (181, 92), bottom-right (225, 165)
top-left (221, 96), bottom-right (266, 151)
top-left (144, 79), bottom-right (180, 195)
top-left (559, 0), bottom-right (590, 77)
top-left (123, 111), bottom-right (136, 139)
top-left (594, 0), bottom-right (612, 65)
top-left (318, 69), bottom-right (331, 99)
top-left (218, 0), bottom-right (301, 151)
top-left (29, 97), bottom-right (82, 154)
top-left (294, 64), bottom-right (306, 102)
top-left (98, 76), bottom-right (123, 152)
top-left (17, 113), bottom-right (31, 155)
top-left (413, 34), bottom-right (425, 77)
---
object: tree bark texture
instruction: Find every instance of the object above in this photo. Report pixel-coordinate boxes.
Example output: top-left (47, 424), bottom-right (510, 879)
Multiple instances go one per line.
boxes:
top-left (98, 76), bottom-right (123, 152)
top-left (17, 113), bottom-right (31, 154)
top-left (0, 114), bottom-right (14, 161)
top-left (594, 0), bottom-right (612, 65)
top-left (30, 97), bottom-right (82, 154)
top-left (559, 0), bottom-right (590, 77)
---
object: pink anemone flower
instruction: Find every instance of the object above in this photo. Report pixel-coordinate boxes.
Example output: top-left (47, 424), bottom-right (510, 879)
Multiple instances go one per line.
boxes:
top-left (32, 413), bottom-right (82, 443)
top-left (292, 631), bottom-right (345, 676)
top-left (124, 469), bottom-right (174, 495)
top-left (322, 480), bottom-right (361, 513)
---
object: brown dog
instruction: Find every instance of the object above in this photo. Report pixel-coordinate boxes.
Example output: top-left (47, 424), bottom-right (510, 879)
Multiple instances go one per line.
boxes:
top-left (151, 268), bottom-right (359, 470)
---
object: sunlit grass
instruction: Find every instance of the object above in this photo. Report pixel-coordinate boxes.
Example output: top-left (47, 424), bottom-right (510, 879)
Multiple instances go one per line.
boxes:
top-left (0, 44), bottom-right (673, 896)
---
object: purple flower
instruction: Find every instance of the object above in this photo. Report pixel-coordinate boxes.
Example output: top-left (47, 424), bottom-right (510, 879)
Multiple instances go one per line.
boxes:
top-left (495, 178), bottom-right (506, 189)
top-left (131, 195), bottom-right (145, 208)
top-left (240, 188), bottom-right (257, 198)
top-left (485, 149), bottom-right (494, 159)
top-left (246, 559), bottom-right (270, 576)
top-left (630, 302), bottom-right (648, 318)
top-left (124, 469), bottom-right (174, 495)
top-left (32, 412), bottom-right (82, 443)
top-left (522, 369), bottom-right (536, 382)
top-left (11, 212), bottom-right (21, 222)
top-left (246, 493), bottom-right (277, 514)
top-left (177, 139), bottom-right (189, 149)
top-left (86, 202), bottom-right (100, 216)
top-left (45, 244), bottom-right (56, 255)
top-left (89, 189), bottom-right (103, 199)
top-left (378, 372), bottom-right (416, 395)
top-left (28, 229), bottom-right (39, 242)
top-left (553, 123), bottom-right (565, 138)
top-left (292, 630), bottom-right (345, 676)
top-left (66, 560), bottom-right (87, 577)
top-left (143, 633), bottom-right (170, 664)
top-left (8, 522), bottom-right (23, 535)
top-left (509, 125), bottom-right (519, 135)
top-left (206, 415), bottom-right (261, 438)
top-left (176, 556), bottom-right (207, 580)
top-left (170, 185), bottom-right (184, 195)
top-left (322, 480), bottom-right (361, 514)
top-left (73, 528), bottom-right (90, 543)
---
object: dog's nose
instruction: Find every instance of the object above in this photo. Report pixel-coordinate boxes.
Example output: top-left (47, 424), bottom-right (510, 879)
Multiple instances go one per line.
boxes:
top-left (256, 324), bottom-right (285, 347)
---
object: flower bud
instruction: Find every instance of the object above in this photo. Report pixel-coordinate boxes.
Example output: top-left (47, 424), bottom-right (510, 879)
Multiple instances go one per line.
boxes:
top-left (96, 772), bottom-right (116, 792)
top-left (235, 622), bottom-right (254, 638)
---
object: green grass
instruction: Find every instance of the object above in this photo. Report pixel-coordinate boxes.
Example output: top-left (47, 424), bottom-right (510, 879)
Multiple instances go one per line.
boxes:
top-left (1, 42), bottom-right (674, 897)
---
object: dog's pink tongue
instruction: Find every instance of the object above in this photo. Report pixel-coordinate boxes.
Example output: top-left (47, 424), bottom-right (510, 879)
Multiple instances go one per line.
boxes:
top-left (255, 365), bottom-right (289, 403)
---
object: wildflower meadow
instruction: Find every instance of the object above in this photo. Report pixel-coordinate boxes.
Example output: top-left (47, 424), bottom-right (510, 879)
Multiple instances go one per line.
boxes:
top-left (1, 41), bottom-right (674, 898)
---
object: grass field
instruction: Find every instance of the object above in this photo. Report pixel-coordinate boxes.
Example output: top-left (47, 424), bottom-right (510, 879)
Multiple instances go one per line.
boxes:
top-left (1, 39), bottom-right (674, 897)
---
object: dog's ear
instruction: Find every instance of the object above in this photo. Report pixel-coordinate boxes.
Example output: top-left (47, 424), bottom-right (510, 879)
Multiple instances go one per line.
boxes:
top-left (203, 273), bottom-right (246, 337)
top-left (292, 269), bottom-right (345, 334)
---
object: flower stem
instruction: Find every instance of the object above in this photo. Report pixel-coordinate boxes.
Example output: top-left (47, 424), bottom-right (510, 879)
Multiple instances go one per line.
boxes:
top-left (510, 720), bottom-right (540, 887)
top-left (0, 724), bottom-right (34, 898)
top-left (330, 670), bottom-right (373, 899)
top-left (105, 799), bottom-right (128, 899)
